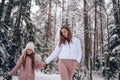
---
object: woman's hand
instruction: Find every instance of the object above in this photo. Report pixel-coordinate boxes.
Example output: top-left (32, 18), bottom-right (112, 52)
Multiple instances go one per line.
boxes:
top-left (41, 62), bottom-right (47, 67)
top-left (38, 62), bottom-right (47, 69)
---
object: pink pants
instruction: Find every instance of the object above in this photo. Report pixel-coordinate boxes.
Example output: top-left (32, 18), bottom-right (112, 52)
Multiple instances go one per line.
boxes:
top-left (58, 59), bottom-right (77, 80)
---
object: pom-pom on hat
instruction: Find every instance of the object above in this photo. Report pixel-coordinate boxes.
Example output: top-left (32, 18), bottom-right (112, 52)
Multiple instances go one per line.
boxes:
top-left (25, 41), bottom-right (35, 52)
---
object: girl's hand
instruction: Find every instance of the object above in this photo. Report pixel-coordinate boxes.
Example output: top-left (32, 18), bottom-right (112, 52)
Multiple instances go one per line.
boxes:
top-left (41, 62), bottom-right (47, 68)
top-left (38, 62), bottom-right (47, 69)
top-left (7, 72), bottom-right (10, 77)
top-left (6, 73), bottom-right (12, 79)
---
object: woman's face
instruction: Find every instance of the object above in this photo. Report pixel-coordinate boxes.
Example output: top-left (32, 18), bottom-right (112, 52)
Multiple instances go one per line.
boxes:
top-left (61, 28), bottom-right (68, 38)
top-left (26, 49), bottom-right (33, 54)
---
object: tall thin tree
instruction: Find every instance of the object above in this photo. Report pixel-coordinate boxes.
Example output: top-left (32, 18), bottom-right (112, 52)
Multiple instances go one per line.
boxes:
top-left (93, 0), bottom-right (97, 70)
top-left (4, 0), bottom-right (13, 29)
top-left (84, 0), bottom-right (89, 69)
top-left (62, 0), bottom-right (65, 26)
top-left (0, 0), bottom-right (5, 20)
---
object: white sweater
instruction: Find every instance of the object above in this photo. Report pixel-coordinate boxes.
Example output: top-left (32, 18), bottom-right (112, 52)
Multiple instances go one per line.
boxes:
top-left (45, 37), bottom-right (82, 64)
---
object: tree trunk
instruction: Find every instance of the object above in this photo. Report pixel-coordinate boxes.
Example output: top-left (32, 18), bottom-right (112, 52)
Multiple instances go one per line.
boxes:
top-left (100, 1), bottom-right (104, 66)
top-left (84, 0), bottom-right (89, 69)
top-left (93, 0), bottom-right (97, 70)
top-left (0, 0), bottom-right (5, 20)
top-left (4, 0), bottom-right (13, 29)
top-left (118, 0), bottom-right (120, 27)
top-left (54, 3), bottom-right (57, 41)
top-left (112, 0), bottom-right (119, 26)
top-left (48, 0), bottom-right (53, 73)
top-left (119, 73), bottom-right (120, 80)
top-left (12, 0), bottom-right (23, 51)
top-left (96, 20), bottom-right (98, 60)
top-left (48, 0), bottom-right (52, 40)
top-left (89, 15), bottom-right (93, 80)
top-left (24, 0), bottom-right (35, 41)
top-left (66, 0), bottom-right (69, 27)
top-left (106, 14), bottom-right (110, 80)
top-left (67, 0), bottom-right (70, 18)
top-left (72, 17), bottom-right (74, 32)
top-left (62, 0), bottom-right (65, 26)
top-left (9, 0), bottom-right (23, 70)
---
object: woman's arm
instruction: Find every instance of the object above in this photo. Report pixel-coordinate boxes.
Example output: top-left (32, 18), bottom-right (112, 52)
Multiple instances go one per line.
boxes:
top-left (45, 44), bottom-right (61, 64)
top-left (7, 55), bottom-right (23, 76)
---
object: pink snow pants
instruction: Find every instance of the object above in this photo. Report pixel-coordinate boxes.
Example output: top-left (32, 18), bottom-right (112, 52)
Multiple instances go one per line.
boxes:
top-left (58, 59), bottom-right (77, 80)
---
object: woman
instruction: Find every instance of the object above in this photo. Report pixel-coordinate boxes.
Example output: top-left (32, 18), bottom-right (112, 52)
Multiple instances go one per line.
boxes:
top-left (7, 41), bottom-right (41, 80)
top-left (41, 26), bottom-right (82, 80)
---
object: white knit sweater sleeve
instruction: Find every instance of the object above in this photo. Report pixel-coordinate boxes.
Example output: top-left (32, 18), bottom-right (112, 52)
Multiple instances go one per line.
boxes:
top-left (45, 44), bottom-right (61, 64)
top-left (76, 38), bottom-right (82, 63)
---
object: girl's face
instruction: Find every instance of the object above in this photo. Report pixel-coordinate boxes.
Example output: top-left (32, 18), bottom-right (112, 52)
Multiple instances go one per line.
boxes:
top-left (61, 28), bottom-right (68, 38)
top-left (26, 49), bottom-right (33, 54)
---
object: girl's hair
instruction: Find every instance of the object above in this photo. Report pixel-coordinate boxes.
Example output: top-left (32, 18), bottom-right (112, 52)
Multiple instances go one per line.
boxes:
top-left (59, 26), bottom-right (72, 46)
top-left (22, 50), bottom-right (35, 69)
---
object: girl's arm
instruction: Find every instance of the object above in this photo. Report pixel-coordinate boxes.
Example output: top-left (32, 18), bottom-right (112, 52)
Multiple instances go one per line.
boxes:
top-left (7, 55), bottom-right (23, 76)
top-left (34, 54), bottom-right (42, 70)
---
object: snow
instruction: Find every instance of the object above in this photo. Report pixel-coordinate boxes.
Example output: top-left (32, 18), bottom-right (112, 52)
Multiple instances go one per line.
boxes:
top-left (92, 76), bottom-right (104, 80)
top-left (0, 72), bottom-right (61, 80)
top-left (105, 0), bottom-right (110, 3)
top-left (0, 46), bottom-right (4, 55)
top-left (35, 72), bottom-right (61, 80)
top-left (0, 71), bottom-right (107, 80)
top-left (30, 1), bottom-right (40, 16)
top-left (110, 34), bottom-right (118, 42)
top-left (110, 57), bottom-right (115, 61)
top-left (112, 45), bottom-right (120, 53)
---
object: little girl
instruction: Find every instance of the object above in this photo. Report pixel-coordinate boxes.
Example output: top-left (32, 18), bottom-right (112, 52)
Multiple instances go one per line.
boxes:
top-left (7, 41), bottom-right (41, 80)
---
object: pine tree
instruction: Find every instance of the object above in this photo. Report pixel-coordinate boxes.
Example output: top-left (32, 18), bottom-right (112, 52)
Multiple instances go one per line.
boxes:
top-left (0, 0), bottom-right (5, 20)
top-left (107, 0), bottom-right (120, 79)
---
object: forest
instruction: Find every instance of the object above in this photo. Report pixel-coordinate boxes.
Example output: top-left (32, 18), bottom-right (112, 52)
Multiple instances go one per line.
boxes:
top-left (0, 0), bottom-right (120, 80)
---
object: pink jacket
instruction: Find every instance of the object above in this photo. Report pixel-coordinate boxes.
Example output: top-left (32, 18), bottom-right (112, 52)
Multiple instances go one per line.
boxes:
top-left (8, 54), bottom-right (41, 80)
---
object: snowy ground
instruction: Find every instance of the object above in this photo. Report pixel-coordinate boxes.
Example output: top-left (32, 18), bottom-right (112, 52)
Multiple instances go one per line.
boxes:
top-left (0, 71), bottom-right (115, 80)
top-left (0, 71), bottom-right (61, 80)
